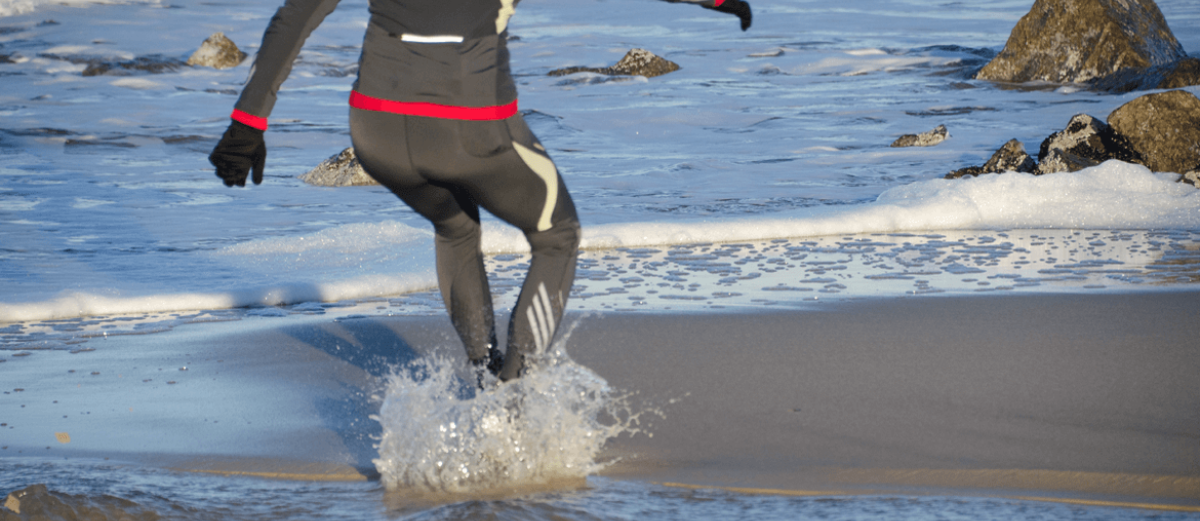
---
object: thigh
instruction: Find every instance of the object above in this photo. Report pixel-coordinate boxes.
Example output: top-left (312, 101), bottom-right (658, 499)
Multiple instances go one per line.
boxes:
top-left (349, 108), bottom-right (424, 191)
top-left (460, 115), bottom-right (579, 234)
top-left (350, 108), bottom-right (477, 226)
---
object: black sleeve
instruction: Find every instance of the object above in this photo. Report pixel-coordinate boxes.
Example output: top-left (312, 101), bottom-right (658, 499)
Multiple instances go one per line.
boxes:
top-left (658, 0), bottom-right (751, 31)
top-left (233, 0), bottom-right (343, 123)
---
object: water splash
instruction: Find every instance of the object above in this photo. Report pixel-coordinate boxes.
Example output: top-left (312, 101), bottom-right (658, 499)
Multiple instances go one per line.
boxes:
top-left (371, 330), bottom-right (642, 493)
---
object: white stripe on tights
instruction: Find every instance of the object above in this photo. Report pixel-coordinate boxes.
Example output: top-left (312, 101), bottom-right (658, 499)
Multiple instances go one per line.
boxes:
top-left (513, 142), bottom-right (558, 232)
top-left (526, 307), bottom-right (543, 352)
top-left (536, 283), bottom-right (554, 348)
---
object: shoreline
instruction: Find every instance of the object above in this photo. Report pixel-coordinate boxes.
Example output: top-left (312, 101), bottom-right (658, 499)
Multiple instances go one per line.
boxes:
top-left (5, 227), bottom-right (1199, 327)
top-left (2, 290), bottom-right (1198, 507)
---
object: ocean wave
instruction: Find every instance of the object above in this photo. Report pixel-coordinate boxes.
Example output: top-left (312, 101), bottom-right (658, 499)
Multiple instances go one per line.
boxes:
top-left (2, 161), bottom-right (1196, 324)
top-left (0, 273), bottom-right (435, 323)
top-left (571, 161), bottom-right (1200, 251)
top-left (0, 0), bottom-right (160, 17)
top-left (219, 220), bottom-right (432, 257)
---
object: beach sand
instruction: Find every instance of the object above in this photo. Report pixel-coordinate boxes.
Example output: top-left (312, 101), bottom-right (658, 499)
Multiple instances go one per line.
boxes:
top-left (2, 291), bottom-right (1198, 509)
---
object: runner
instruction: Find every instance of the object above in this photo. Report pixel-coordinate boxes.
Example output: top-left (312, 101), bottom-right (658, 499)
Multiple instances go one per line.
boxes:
top-left (209, 0), bottom-right (752, 382)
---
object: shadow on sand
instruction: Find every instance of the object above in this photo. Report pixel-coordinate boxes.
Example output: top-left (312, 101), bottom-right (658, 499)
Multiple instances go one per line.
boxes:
top-left (276, 315), bottom-right (463, 478)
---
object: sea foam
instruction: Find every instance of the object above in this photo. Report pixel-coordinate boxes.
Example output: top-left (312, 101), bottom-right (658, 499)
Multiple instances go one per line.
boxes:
top-left (0, 274), bottom-right (435, 323)
top-left (2, 161), bottom-right (1196, 324)
top-left (372, 325), bottom-right (644, 492)
top-left (567, 161), bottom-right (1200, 252)
top-left (0, 0), bottom-right (160, 17)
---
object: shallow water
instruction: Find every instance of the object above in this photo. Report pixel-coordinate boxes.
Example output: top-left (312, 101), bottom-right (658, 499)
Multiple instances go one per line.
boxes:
top-left (1, 0), bottom-right (1198, 322)
top-left (2, 460), bottom-right (1197, 521)
top-left (3, 0), bottom-right (1200, 517)
top-left (4, 229), bottom-right (1199, 351)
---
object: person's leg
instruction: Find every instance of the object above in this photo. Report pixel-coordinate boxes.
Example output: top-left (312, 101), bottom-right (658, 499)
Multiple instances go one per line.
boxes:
top-left (406, 186), bottom-right (500, 367)
top-left (498, 208), bottom-right (580, 380)
top-left (349, 108), bottom-right (501, 370)
top-left (412, 115), bottom-right (581, 380)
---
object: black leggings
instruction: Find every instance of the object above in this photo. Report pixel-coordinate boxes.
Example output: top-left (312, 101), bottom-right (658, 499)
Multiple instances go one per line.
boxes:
top-left (350, 107), bottom-right (580, 380)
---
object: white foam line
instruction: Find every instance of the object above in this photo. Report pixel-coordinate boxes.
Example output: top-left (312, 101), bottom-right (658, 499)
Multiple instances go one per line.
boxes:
top-left (480, 162), bottom-right (1200, 254)
top-left (5, 163), bottom-right (1196, 323)
top-left (0, 273), bottom-right (435, 323)
top-left (0, 0), bottom-right (161, 17)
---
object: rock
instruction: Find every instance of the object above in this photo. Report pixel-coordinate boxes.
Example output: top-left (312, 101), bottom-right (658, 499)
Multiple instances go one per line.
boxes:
top-left (975, 0), bottom-right (1187, 86)
top-left (299, 148), bottom-right (379, 187)
top-left (1087, 57), bottom-right (1200, 93)
top-left (609, 49), bottom-right (680, 77)
top-left (891, 125), bottom-right (949, 148)
top-left (548, 48), bottom-right (680, 78)
top-left (946, 139), bottom-right (1036, 179)
top-left (40, 53), bottom-right (186, 76)
top-left (37, 47), bottom-right (184, 76)
top-left (1183, 171), bottom-right (1200, 188)
top-left (187, 32), bottom-right (247, 69)
top-left (1034, 114), bottom-right (1141, 174)
top-left (946, 165), bottom-right (986, 179)
top-left (1035, 148), bottom-right (1100, 175)
top-left (1158, 57), bottom-right (1200, 89)
top-left (981, 139), bottom-right (1038, 174)
top-left (1106, 90), bottom-right (1200, 174)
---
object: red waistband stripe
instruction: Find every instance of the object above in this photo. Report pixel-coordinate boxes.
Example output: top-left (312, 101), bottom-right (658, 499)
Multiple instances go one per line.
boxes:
top-left (349, 91), bottom-right (518, 121)
top-left (231, 109), bottom-right (268, 131)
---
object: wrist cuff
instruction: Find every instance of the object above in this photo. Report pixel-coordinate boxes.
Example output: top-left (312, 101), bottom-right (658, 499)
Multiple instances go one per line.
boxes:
top-left (231, 109), bottom-right (268, 131)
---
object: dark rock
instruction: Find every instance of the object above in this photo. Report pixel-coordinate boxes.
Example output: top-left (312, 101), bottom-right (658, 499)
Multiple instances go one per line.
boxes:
top-left (1183, 171), bottom-right (1200, 188)
top-left (946, 139), bottom-right (1036, 179)
top-left (1107, 89), bottom-right (1200, 174)
top-left (549, 48), bottom-right (680, 78)
top-left (186, 32), bottom-right (247, 70)
top-left (891, 125), bottom-right (949, 148)
top-left (1087, 57), bottom-right (1200, 93)
top-left (1158, 57), bottom-right (1200, 89)
top-left (75, 54), bottom-right (186, 76)
top-left (946, 165), bottom-right (986, 179)
top-left (1035, 148), bottom-right (1101, 175)
top-left (1034, 114), bottom-right (1141, 174)
top-left (982, 139), bottom-right (1038, 174)
top-left (976, 0), bottom-right (1187, 85)
top-left (300, 147), bottom-right (379, 187)
top-left (905, 106), bottom-right (996, 117)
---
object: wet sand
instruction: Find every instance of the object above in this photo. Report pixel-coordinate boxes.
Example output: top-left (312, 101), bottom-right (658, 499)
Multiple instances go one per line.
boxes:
top-left (2, 291), bottom-right (1198, 508)
top-left (577, 292), bottom-right (1200, 508)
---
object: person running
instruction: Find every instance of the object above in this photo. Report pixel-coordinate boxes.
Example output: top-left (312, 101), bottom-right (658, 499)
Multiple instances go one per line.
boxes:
top-left (208, 0), bottom-right (752, 382)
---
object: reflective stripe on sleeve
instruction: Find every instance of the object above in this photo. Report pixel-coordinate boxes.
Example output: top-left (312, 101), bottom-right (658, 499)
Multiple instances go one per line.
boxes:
top-left (400, 34), bottom-right (464, 43)
top-left (231, 109), bottom-right (268, 131)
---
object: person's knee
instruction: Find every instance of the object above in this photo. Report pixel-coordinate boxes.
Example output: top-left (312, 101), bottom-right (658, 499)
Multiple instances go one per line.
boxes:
top-left (526, 217), bottom-right (580, 255)
top-left (434, 212), bottom-right (482, 243)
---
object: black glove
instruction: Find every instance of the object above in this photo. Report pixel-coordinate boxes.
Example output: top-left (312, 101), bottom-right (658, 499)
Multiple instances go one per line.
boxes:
top-left (709, 0), bottom-right (752, 31)
top-left (209, 120), bottom-right (266, 187)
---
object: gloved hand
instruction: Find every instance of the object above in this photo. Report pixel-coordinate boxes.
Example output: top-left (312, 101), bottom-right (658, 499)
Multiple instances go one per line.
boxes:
top-left (709, 0), bottom-right (752, 31)
top-left (209, 120), bottom-right (266, 187)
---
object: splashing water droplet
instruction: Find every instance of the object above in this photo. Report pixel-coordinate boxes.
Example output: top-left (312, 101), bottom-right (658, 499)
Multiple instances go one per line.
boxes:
top-left (372, 335), bottom-right (646, 493)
